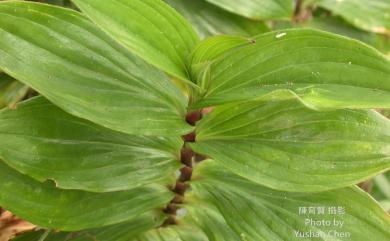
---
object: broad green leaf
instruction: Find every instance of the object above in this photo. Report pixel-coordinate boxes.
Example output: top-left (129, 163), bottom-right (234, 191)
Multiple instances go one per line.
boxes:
top-left (73, 0), bottom-right (199, 83)
top-left (187, 159), bottom-right (390, 241)
top-left (204, 0), bottom-right (294, 20)
top-left (0, 2), bottom-right (192, 136)
top-left (301, 16), bottom-right (390, 55)
top-left (0, 72), bottom-right (28, 108)
top-left (0, 160), bottom-right (172, 231)
top-left (307, 0), bottom-right (390, 34)
top-left (165, 0), bottom-right (269, 39)
top-left (192, 29), bottom-right (390, 109)
top-left (0, 97), bottom-right (181, 192)
top-left (190, 97), bottom-right (390, 192)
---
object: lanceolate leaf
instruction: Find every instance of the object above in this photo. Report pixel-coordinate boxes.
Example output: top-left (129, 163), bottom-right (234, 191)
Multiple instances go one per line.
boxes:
top-left (187, 160), bottom-right (390, 241)
top-left (0, 97), bottom-right (181, 192)
top-left (190, 97), bottom-right (390, 192)
top-left (0, 72), bottom-right (28, 108)
top-left (165, 0), bottom-right (269, 39)
top-left (192, 29), bottom-right (390, 110)
top-left (0, 161), bottom-right (173, 231)
top-left (0, 2), bottom-right (191, 136)
top-left (73, 0), bottom-right (199, 83)
top-left (204, 0), bottom-right (294, 20)
top-left (307, 0), bottom-right (390, 34)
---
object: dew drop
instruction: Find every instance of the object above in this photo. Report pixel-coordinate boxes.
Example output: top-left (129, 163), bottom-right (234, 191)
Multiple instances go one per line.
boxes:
top-left (275, 32), bottom-right (287, 39)
top-left (176, 208), bottom-right (188, 218)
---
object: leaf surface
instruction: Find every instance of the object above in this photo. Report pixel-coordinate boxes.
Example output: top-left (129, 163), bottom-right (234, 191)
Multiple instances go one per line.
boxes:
top-left (301, 16), bottom-right (390, 55)
top-left (0, 97), bottom-right (181, 192)
top-left (0, 2), bottom-right (191, 136)
top-left (191, 97), bottom-right (390, 192)
top-left (13, 212), bottom-right (165, 241)
top-left (192, 29), bottom-right (390, 109)
top-left (165, 0), bottom-right (269, 39)
top-left (186, 160), bottom-right (390, 241)
top-left (307, 0), bottom-right (390, 34)
top-left (0, 160), bottom-right (172, 231)
top-left (204, 0), bottom-right (294, 20)
top-left (73, 0), bottom-right (199, 83)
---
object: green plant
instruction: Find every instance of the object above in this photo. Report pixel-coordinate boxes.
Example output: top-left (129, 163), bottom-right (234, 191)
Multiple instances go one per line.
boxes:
top-left (0, 0), bottom-right (390, 240)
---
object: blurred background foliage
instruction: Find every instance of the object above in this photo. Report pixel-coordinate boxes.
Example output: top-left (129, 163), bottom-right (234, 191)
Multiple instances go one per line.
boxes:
top-left (1, 0), bottom-right (389, 239)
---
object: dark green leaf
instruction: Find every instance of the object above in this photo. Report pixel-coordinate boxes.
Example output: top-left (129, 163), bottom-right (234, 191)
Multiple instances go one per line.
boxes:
top-left (12, 231), bottom-right (69, 241)
top-left (0, 160), bottom-right (172, 231)
top-left (0, 2), bottom-right (191, 136)
top-left (0, 97), bottom-right (181, 192)
top-left (192, 29), bottom-right (390, 110)
top-left (204, 0), bottom-right (294, 20)
top-left (191, 96), bottom-right (390, 192)
top-left (165, 0), bottom-right (269, 39)
top-left (73, 0), bottom-right (199, 83)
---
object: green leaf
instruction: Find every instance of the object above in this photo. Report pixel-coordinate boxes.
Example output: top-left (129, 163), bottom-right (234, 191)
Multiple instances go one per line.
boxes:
top-left (165, 0), bottom-right (269, 39)
top-left (204, 0), bottom-right (294, 20)
top-left (0, 1), bottom-right (191, 136)
top-left (12, 231), bottom-right (69, 241)
top-left (307, 0), bottom-right (390, 34)
top-left (0, 72), bottom-right (28, 108)
top-left (70, 212), bottom-right (165, 241)
top-left (301, 16), bottom-right (390, 55)
top-left (0, 97), bottom-right (181, 192)
top-left (137, 225), bottom-right (209, 241)
top-left (13, 212), bottom-right (165, 241)
top-left (187, 159), bottom-right (390, 241)
top-left (0, 160), bottom-right (172, 231)
top-left (380, 200), bottom-right (390, 212)
top-left (192, 29), bottom-right (390, 110)
top-left (190, 96), bottom-right (390, 192)
top-left (73, 0), bottom-right (199, 83)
